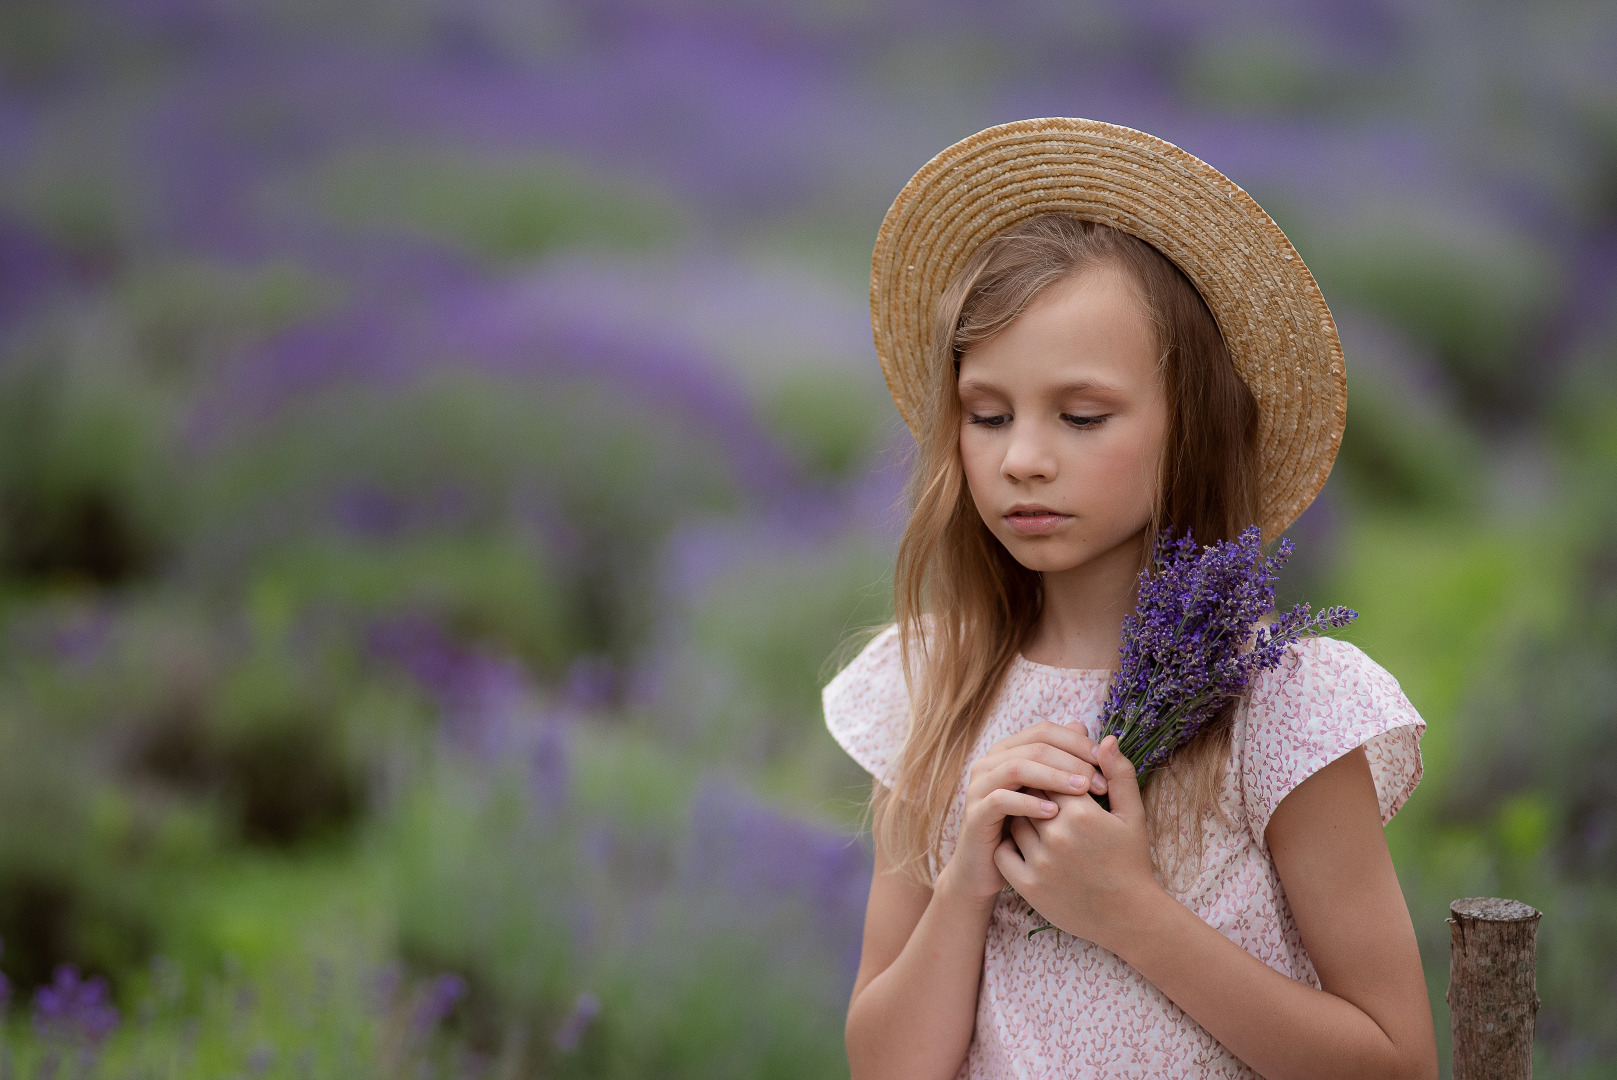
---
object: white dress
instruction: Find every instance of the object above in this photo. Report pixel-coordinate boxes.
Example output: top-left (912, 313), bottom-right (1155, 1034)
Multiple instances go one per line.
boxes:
top-left (823, 626), bottom-right (1425, 1079)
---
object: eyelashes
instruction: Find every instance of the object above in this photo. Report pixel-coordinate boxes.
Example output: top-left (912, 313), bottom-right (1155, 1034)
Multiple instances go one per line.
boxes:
top-left (963, 413), bottom-right (1111, 429)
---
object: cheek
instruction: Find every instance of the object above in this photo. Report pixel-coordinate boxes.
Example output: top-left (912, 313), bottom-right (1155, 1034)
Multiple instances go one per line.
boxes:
top-left (958, 432), bottom-right (998, 501)
top-left (1078, 424), bottom-right (1164, 510)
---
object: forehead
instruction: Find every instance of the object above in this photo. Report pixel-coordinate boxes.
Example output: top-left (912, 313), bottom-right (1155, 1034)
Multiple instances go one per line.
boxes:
top-left (956, 266), bottom-right (1160, 394)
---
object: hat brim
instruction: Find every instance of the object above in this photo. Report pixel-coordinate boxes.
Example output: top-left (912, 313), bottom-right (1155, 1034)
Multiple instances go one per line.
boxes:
top-left (870, 117), bottom-right (1344, 541)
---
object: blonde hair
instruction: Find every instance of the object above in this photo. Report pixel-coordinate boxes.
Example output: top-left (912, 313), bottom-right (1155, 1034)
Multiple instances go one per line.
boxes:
top-left (872, 214), bottom-right (1260, 888)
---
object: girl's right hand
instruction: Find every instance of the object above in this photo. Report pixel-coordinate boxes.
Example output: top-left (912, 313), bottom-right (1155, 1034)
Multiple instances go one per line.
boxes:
top-left (944, 721), bottom-right (1105, 905)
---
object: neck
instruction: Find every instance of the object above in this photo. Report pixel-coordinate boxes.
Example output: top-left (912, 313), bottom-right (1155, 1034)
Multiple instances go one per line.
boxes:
top-left (1023, 529), bottom-right (1148, 670)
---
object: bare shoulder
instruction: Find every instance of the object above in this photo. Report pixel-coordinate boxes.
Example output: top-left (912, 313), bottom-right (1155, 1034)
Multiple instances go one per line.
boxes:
top-left (1266, 745), bottom-right (1387, 884)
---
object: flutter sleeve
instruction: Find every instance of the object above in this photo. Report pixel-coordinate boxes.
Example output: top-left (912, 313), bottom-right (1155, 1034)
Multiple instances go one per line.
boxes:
top-left (822, 624), bottom-right (912, 789)
top-left (1236, 635), bottom-right (1426, 846)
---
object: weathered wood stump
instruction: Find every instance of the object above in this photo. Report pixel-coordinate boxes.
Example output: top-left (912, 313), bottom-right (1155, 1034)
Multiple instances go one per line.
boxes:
top-left (1448, 897), bottom-right (1541, 1080)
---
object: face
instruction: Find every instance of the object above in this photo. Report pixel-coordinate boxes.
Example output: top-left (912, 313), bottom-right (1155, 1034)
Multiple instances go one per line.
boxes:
top-left (956, 265), bottom-right (1169, 576)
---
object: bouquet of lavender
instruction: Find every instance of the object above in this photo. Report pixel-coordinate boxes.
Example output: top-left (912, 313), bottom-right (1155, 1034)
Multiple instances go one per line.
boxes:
top-left (1098, 525), bottom-right (1356, 788)
top-left (1020, 526), bottom-right (1354, 937)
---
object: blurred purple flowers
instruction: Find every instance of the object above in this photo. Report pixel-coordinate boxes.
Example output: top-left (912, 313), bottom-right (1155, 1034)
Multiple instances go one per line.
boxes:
top-left (682, 780), bottom-right (872, 989)
top-left (1101, 526), bottom-right (1357, 779)
top-left (32, 964), bottom-right (120, 1045)
top-left (410, 973), bottom-right (468, 1034)
top-left (553, 990), bottom-right (600, 1052)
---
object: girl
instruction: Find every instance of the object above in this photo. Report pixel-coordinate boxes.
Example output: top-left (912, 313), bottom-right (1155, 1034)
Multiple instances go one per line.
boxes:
top-left (823, 119), bottom-right (1437, 1079)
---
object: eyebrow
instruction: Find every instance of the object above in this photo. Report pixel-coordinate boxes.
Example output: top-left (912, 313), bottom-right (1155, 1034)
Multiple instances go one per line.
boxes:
top-left (957, 377), bottom-right (1122, 398)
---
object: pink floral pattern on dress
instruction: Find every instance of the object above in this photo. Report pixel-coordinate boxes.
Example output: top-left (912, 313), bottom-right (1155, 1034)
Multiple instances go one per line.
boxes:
top-left (823, 625), bottom-right (1425, 1079)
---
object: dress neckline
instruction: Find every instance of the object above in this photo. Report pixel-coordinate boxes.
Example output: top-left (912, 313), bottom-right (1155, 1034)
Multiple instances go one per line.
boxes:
top-left (1013, 652), bottom-right (1113, 680)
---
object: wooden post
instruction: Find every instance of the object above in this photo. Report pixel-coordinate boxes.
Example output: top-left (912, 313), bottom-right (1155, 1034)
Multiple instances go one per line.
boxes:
top-left (1448, 897), bottom-right (1541, 1080)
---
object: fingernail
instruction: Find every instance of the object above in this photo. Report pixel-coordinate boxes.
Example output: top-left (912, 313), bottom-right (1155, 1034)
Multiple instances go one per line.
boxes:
top-left (1068, 774), bottom-right (1086, 791)
top-left (1091, 776), bottom-right (1108, 793)
top-left (1040, 801), bottom-right (1057, 813)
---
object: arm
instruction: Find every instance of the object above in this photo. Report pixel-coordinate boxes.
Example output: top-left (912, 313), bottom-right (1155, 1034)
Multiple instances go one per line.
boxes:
top-left (846, 722), bottom-right (1106, 1080)
top-left (999, 738), bottom-right (1438, 1080)
top-left (844, 842), bottom-right (995, 1080)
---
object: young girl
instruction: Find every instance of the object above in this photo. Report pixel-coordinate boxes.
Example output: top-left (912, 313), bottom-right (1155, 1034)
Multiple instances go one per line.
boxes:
top-left (823, 119), bottom-right (1438, 1080)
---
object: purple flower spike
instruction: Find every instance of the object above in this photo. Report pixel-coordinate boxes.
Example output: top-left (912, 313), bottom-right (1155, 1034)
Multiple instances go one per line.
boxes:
top-left (554, 991), bottom-right (601, 1052)
top-left (1098, 526), bottom-right (1357, 783)
top-left (410, 973), bottom-right (468, 1034)
top-left (32, 964), bottom-right (120, 1045)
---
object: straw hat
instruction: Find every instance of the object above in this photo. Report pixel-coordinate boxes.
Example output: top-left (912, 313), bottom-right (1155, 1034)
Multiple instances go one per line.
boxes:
top-left (870, 117), bottom-right (1344, 540)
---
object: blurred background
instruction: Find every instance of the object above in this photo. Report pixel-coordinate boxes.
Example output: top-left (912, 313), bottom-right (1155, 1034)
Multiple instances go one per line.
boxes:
top-left (0, 0), bottom-right (1613, 1076)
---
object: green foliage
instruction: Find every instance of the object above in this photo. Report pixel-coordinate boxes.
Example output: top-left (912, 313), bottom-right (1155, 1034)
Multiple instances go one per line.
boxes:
top-left (1178, 34), bottom-right (1364, 114)
top-left (0, 322), bottom-right (177, 587)
top-left (0, 954), bottom-right (464, 1079)
top-left (247, 533), bottom-right (572, 675)
top-left (385, 761), bottom-right (583, 1051)
top-left (587, 934), bottom-right (849, 1080)
top-left (1333, 507), bottom-right (1617, 1072)
top-left (190, 371), bottom-right (744, 667)
top-left (116, 259), bottom-right (340, 384)
top-left (1334, 371), bottom-right (1484, 514)
top-left (1307, 219), bottom-right (1561, 415)
top-left (759, 368), bottom-right (896, 479)
top-left (319, 149), bottom-right (686, 262)
top-left (689, 537), bottom-right (891, 723)
top-left (1495, 794), bottom-right (1553, 865)
top-left (0, 0), bottom-right (78, 87)
top-left (381, 748), bottom-right (855, 1079)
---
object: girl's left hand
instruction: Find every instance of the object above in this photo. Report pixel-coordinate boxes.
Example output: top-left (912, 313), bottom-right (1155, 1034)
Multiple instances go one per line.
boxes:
top-left (993, 735), bottom-right (1162, 951)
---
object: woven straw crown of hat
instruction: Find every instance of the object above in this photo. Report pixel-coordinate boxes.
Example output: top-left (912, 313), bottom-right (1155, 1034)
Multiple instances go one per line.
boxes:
top-left (870, 117), bottom-right (1345, 541)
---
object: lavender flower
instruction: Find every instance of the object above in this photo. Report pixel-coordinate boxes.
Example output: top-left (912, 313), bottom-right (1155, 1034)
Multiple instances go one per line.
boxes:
top-left (32, 965), bottom-right (120, 1045)
top-left (681, 780), bottom-right (873, 989)
top-left (1099, 526), bottom-right (1356, 781)
top-left (245, 1041), bottom-right (275, 1077)
top-left (410, 973), bottom-right (467, 1034)
top-left (1025, 526), bottom-right (1354, 937)
top-left (553, 991), bottom-right (601, 1052)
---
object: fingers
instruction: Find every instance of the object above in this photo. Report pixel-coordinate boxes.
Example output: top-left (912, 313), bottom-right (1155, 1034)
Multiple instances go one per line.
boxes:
top-left (972, 728), bottom-right (1108, 796)
top-left (1053, 730), bottom-right (1106, 791)
top-left (1007, 813), bottom-right (1040, 854)
top-left (993, 835), bottom-right (1028, 887)
top-left (969, 754), bottom-right (1093, 801)
top-left (1095, 735), bottom-right (1143, 822)
top-left (978, 736), bottom-right (1096, 777)
top-left (965, 787), bottom-right (1057, 834)
top-left (991, 721), bottom-right (1102, 766)
top-left (1060, 720), bottom-right (1107, 792)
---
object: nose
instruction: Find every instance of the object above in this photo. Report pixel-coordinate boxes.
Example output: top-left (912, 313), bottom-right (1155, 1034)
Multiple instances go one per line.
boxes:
top-left (1000, 419), bottom-right (1058, 483)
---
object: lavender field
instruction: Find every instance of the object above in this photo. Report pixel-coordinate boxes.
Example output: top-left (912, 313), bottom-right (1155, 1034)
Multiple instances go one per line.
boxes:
top-left (0, 1), bottom-right (1614, 1076)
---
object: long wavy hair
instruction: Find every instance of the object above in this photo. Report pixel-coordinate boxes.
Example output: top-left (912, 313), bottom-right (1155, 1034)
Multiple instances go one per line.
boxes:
top-left (873, 213), bottom-right (1261, 887)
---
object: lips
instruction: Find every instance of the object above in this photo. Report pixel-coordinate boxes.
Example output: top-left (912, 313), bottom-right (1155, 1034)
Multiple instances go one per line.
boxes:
top-left (1003, 504), bottom-right (1071, 536)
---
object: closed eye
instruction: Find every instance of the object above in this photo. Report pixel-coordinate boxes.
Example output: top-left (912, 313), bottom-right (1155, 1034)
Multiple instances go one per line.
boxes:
top-left (1062, 413), bottom-right (1109, 429)
top-left (965, 413), bottom-right (1010, 428)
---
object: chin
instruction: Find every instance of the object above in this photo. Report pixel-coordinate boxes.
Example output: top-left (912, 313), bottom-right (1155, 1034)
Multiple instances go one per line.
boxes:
top-left (998, 537), bottom-right (1086, 574)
